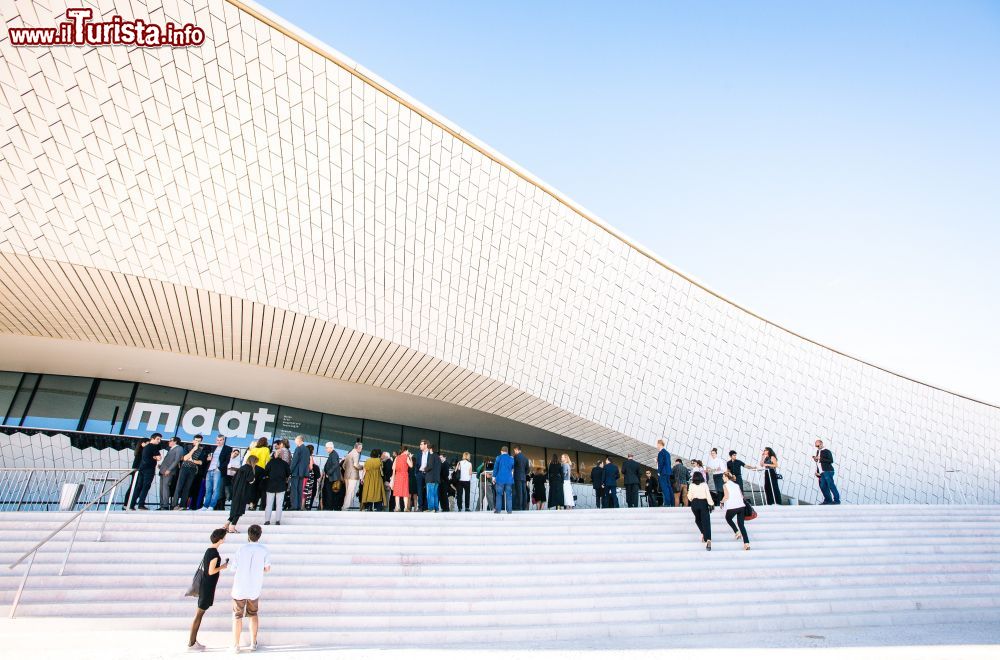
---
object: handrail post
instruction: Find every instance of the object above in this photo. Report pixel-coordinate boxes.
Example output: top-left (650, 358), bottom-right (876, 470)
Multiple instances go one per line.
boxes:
top-left (8, 549), bottom-right (36, 618)
top-left (98, 482), bottom-right (118, 542)
top-left (59, 514), bottom-right (84, 576)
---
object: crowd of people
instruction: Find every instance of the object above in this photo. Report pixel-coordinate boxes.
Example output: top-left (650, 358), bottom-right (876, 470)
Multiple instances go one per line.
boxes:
top-left (125, 432), bottom-right (841, 537)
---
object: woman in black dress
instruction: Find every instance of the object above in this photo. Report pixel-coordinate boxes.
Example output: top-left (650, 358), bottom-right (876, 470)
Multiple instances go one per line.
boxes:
top-left (226, 455), bottom-right (257, 533)
top-left (761, 447), bottom-right (782, 505)
top-left (188, 528), bottom-right (228, 651)
top-left (531, 468), bottom-right (547, 510)
top-left (547, 454), bottom-right (565, 510)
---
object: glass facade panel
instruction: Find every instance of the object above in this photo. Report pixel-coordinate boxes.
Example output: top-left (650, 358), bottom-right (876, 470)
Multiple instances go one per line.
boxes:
top-left (177, 391), bottom-right (235, 441)
top-left (578, 451), bottom-right (605, 484)
top-left (21, 374), bottom-right (92, 431)
top-left (274, 406), bottom-right (322, 447)
top-left (228, 399), bottom-right (277, 447)
top-left (403, 427), bottom-right (440, 454)
top-left (438, 432), bottom-right (472, 462)
top-left (361, 419), bottom-right (401, 453)
top-left (4, 373), bottom-right (38, 426)
top-left (0, 371), bottom-right (22, 423)
top-left (82, 380), bottom-right (134, 435)
top-left (125, 383), bottom-right (186, 437)
top-left (475, 438), bottom-right (503, 471)
top-left (518, 443), bottom-right (547, 473)
top-left (320, 414), bottom-right (363, 455)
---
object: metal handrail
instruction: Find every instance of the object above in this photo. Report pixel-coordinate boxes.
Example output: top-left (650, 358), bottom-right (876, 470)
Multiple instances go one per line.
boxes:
top-left (7, 469), bottom-right (136, 618)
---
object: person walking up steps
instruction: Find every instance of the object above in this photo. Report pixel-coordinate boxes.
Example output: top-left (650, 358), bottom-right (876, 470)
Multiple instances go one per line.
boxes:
top-left (187, 527), bottom-right (229, 652)
top-left (231, 524), bottom-right (271, 653)
top-left (721, 471), bottom-right (750, 550)
top-left (688, 471), bottom-right (713, 551)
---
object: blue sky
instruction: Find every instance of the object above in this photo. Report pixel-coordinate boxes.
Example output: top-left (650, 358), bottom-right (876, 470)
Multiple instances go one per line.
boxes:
top-left (259, 0), bottom-right (1000, 404)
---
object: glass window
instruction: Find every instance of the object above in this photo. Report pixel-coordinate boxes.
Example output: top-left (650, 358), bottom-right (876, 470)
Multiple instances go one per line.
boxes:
top-left (438, 432), bottom-right (471, 462)
top-left (82, 380), bottom-right (134, 435)
top-left (320, 414), bottom-right (363, 455)
top-left (475, 438), bottom-right (503, 471)
top-left (518, 443), bottom-right (547, 473)
top-left (3, 373), bottom-right (38, 426)
top-left (578, 452), bottom-right (606, 484)
top-left (125, 383), bottom-right (186, 437)
top-left (274, 406), bottom-right (322, 447)
top-left (361, 419), bottom-right (401, 454)
top-left (225, 398), bottom-right (278, 448)
top-left (21, 374), bottom-right (92, 431)
top-left (404, 427), bottom-right (441, 455)
top-left (0, 371), bottom-right (22, 424)
top-left (177, 391), bottom-right (235, 441)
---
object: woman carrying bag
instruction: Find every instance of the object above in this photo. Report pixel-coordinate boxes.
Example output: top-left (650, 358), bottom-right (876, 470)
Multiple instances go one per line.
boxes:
top-left (721, 471), bottom-right (751, 551)
top-left (186, 528), bottom-right (229, 651)
top-left (688, 471), bottom-right (713, 551)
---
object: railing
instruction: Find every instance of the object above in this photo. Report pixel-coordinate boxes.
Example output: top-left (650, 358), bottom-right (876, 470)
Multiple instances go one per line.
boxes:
top-left (6, 469), bottom-right (135, 618)
top-left (0, 468), bottom-right (135, 512)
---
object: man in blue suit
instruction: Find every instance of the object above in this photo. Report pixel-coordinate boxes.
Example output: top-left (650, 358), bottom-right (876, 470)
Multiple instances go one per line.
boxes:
top-left (290, 435), bottom-right (310, 510)
top-left (656, 439), bottom-right (674, 507)
top-left (603, 456), bottom-right (620, 508)
top-left (492, 446), bottom-right (515, 514)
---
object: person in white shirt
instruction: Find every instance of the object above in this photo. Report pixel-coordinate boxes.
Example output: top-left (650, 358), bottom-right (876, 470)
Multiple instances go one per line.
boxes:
top-left (456, 452), bottom-right (473, 512)
top-left (688, 472), bottom-right (713, 551)
top-left (721, 471), bottom-right (750, 550)
top-left (705, 448), bottom-right (726, 505)
top-left (231, 524), bottom-right (271, 653)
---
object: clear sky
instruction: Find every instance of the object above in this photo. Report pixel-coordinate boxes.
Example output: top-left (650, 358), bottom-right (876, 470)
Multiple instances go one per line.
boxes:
top-left (259, 0), bottom-right (999, 405)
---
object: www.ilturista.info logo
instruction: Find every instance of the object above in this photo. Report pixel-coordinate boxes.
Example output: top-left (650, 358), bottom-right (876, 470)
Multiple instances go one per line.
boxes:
top-left (8, 7), bottom-right (205, 47)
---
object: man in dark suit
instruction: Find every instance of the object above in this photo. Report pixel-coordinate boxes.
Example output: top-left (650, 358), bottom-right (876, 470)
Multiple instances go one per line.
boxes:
top-left (590, 459), bottom-right (604, 508)
top-left (512, 446), bottom-right (530, 511)
top-left (414, 439), bottom-right (432, 511)
top-left (656, 439), bottom-right (674, 507)
top-left (603, 456), bottom-right (620, 508)
top-left (622, 453), bottom-right (641, 507)
top-left (289, 435), bottom-right (310, 510)
top-left (321, 442), bottom-right (342, 511)
top-left (422, 444), bottom-right (440, 511)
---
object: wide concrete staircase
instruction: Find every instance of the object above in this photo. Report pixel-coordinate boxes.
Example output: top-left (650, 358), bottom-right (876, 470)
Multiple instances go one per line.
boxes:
top-left (1, 505), bottom-right (999, 647)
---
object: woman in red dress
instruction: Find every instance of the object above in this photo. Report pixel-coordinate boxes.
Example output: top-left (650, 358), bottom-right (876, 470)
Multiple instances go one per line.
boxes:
top-left (392, 449), bottom-right (413, 511)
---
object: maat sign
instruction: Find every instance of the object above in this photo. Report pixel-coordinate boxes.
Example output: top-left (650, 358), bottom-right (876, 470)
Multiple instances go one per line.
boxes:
top-left (127, 403), bottom-right (275, 439)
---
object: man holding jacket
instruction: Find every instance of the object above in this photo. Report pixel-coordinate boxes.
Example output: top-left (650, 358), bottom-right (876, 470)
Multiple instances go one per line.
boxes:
top-left (289, 436), bottom-right (310, 511)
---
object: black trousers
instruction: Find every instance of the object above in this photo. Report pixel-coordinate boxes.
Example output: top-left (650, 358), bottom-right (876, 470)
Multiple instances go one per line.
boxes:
top-left (691, 499), bottom-right (712, 541)
top-left (173, 468), bottom-right (198, 509)
top-left (593, 487), bottom-right (603, 508)
top-left (604, 488), bottom-right (619, 508)
top-left (512, 480), bottom-right (527, 511)
top-left (414, 472), bottom-right (427, 510)
top-left (457, 481), bottom-right (471, 510)
top-left (726, 508), bottom-right (749, 544)
top-left (129, 469), bottom-right (155, 508)
top-left (625, 484), bottom-right (639, 508)
top-left (764, 469), bottom-right (781, 505)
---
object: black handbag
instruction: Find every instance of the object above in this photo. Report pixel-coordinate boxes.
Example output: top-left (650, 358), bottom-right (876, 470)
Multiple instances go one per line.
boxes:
top-left (185, 560), bottom-right (205, 598)
top-left (744, 503), bottom-right (758, 521)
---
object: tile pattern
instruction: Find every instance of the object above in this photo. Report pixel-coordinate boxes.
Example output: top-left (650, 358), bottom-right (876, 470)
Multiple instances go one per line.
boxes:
top-left (0, 0), bottom-right (997, 503)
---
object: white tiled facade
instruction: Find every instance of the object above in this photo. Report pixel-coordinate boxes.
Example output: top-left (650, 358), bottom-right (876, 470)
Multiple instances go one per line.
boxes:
top-left (0, 0), bottom-right (997, 504)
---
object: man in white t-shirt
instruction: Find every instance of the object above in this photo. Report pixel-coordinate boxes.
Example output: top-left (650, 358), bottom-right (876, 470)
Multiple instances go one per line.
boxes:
top-left (706, 448), bottom-right (726, 505)
top-left (231, 524), bottom-right (271, 653)
top-left (456, 452), bottom-right (473, 512)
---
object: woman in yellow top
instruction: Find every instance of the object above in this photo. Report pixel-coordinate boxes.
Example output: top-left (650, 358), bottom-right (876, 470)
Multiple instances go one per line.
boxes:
top-left (360, 449), bottom-right (387, 511)
top-left (247, 437), bottom-right (270, 470)
top-left (688, 471), bottom-right (713, 551)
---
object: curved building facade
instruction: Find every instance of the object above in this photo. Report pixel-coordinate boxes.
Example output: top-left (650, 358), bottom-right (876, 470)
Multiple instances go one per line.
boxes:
top-left (0, 0), bottom-right (997, 504)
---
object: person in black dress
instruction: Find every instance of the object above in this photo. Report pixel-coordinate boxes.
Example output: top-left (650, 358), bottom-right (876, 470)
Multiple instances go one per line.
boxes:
top-left (188, 528), bottom-right (229, 651)
top-left (531, 468), bottom-right (547, 510)
top-left (226, 455), bottom-right (258, 533)
top-left (761, 447), bottom-right (782, 505)
top-left (547, 454), bottom-right (564, 510)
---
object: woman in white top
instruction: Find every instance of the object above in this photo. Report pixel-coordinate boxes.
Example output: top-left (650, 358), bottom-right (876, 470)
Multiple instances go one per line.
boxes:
top-left (456, 452), bottom-right (473, 512)
top-left (721, 471), bottom-right (750, 550)
top-left (560, 454), bottom-right (575, 508)
top-left (688, 471), bottom-right (713, 551)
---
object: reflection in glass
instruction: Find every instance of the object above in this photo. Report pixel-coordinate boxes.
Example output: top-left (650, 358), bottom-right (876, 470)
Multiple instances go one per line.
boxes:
top-left (83, 380), bottom-right (134, 435)
top-left (21, 374), bottom-right (92, 431)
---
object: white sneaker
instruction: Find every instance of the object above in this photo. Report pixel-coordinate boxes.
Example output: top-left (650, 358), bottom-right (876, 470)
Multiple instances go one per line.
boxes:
top-left (230, 646), bottom-right (241, 654)
top-left (187, 641), bottom-right (205, 652)
top-left (249, 640), bottom-right (258, 652)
